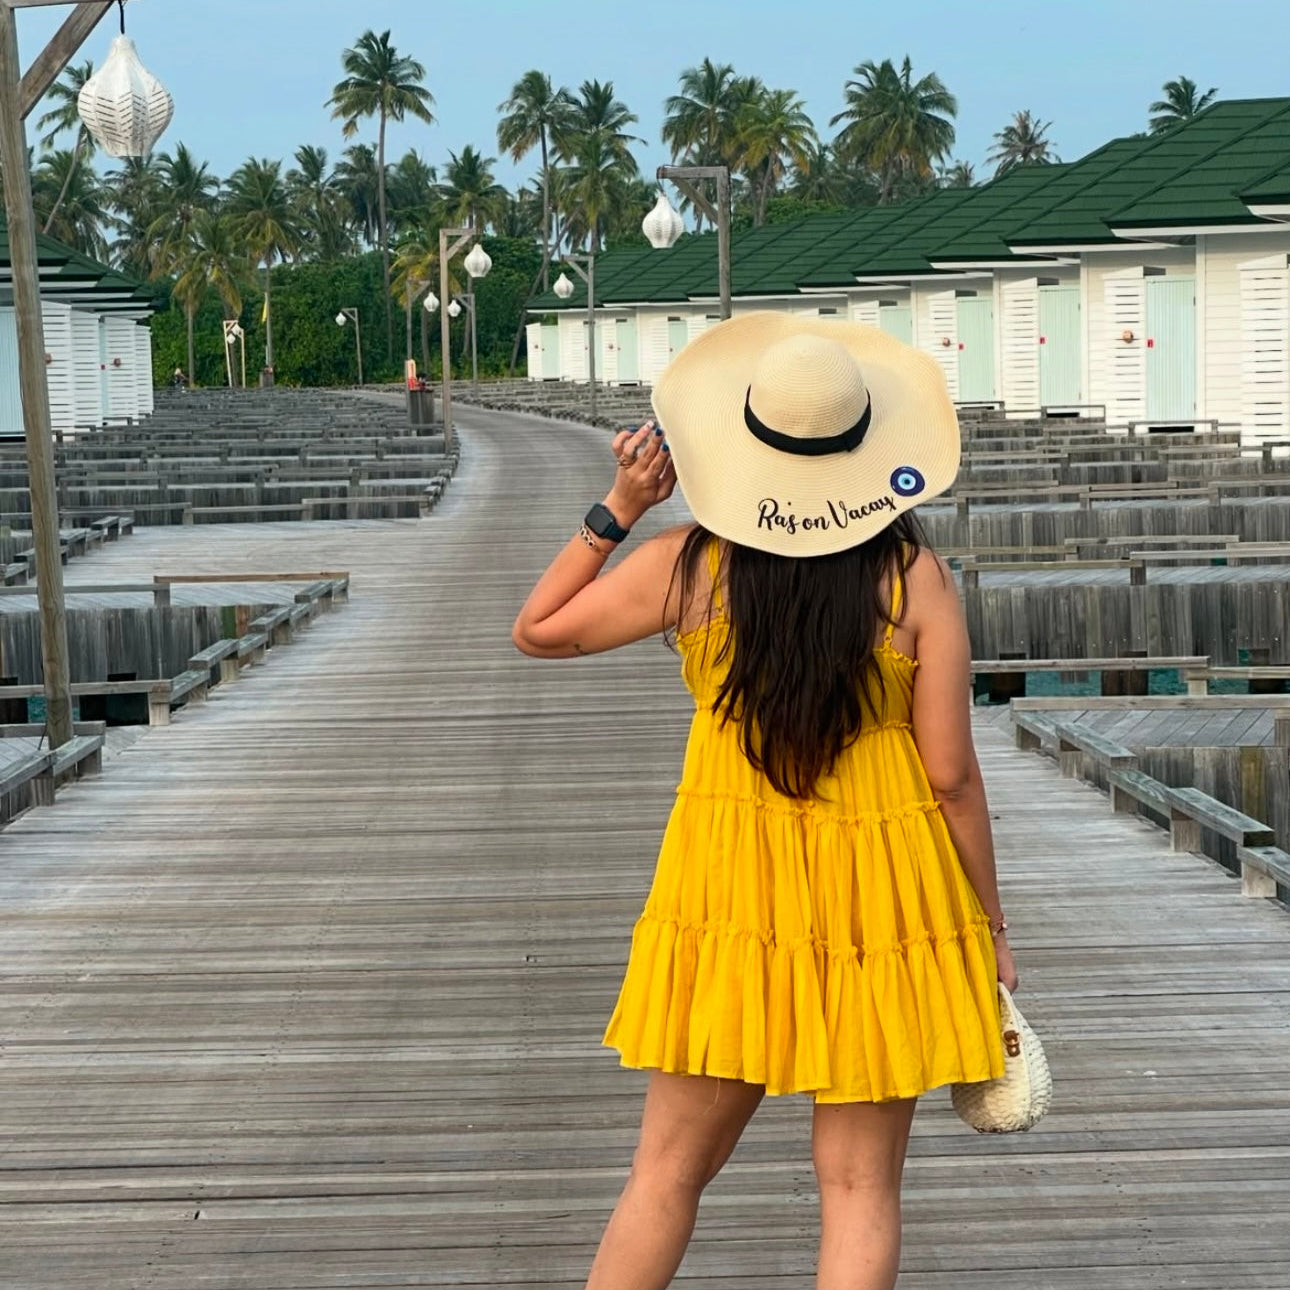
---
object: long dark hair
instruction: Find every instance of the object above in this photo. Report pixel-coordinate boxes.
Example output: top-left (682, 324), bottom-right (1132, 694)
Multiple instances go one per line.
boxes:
top-left (671, 515), bottom-right (926, 800)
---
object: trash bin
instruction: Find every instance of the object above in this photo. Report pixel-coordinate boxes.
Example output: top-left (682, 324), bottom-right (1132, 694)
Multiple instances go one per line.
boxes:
top-left (407, 386), bottom-right (436, 428)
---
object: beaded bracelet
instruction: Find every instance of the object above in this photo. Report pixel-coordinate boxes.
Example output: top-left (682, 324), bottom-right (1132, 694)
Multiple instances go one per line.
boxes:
top-left (578, 523), bottom-right (609, 557)
top-left (989, 916), bottom-right (1009, 938)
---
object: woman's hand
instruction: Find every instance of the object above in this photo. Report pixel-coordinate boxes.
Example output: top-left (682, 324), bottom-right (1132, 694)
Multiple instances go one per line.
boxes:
top-left (605, 422), bottom-right (676, 527)
top-left (994, 934), bottom-right (1019, 993)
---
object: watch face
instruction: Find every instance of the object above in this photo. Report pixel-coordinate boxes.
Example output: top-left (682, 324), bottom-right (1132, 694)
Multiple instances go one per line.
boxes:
top-left (586, 503), bottom-right (625, 538)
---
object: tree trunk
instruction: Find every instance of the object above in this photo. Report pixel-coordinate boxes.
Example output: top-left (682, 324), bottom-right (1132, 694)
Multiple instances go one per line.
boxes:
top-left (420, 303), bottom-right (430, 376)
top-left (540, 129), bottom-right (550, 292)
top-left (42, 132), bottom-right (82, 236)
top-left (378, 109), bottom-right (392, 361)
top-left (263, 262), bottom-right (274, 371)
top-left (185, 302), bottom-right (195, 385)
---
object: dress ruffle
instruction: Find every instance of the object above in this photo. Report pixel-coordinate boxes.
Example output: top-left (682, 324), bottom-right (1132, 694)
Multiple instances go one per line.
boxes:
top-left (603, 778), bottom-right (1005, 1101)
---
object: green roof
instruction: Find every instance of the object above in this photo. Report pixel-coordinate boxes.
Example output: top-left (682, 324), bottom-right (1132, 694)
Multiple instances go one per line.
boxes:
top-left (1242, 161), bottom-right (1290, 203)
top-left (1, 216), bottom-right (155, 311)
top-left (932, 143), bottom-right (1140, 263)
top-left (1013, 99), bottom-right (1290, 246)
top-left (531, 97), bottom-right (1290, 312)
top-left (850, 171), bottom-right (1053, 276)
top-left (1110, 99), bottom-right (1290, 228)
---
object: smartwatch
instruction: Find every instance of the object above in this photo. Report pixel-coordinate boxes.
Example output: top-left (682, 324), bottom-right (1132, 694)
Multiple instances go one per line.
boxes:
top-left (585, 502), bottom-right (631, 543)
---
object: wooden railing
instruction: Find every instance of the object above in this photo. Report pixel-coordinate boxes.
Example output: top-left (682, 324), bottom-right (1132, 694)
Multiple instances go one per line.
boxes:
top-left (1012, 710), bottom-right (1290, 902)
top-left (0, 576), bottom-right (347, 729)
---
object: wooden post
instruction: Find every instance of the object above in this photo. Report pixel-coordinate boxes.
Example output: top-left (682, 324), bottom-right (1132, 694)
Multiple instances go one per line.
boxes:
top-left (438, 226), bottom-right (473, 455)
top-left (0, 3), bottom-right (75, 749)
top-left (716, 168), bottom-right (731, 322)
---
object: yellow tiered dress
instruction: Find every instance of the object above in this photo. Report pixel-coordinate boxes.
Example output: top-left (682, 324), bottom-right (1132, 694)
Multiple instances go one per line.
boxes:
top-left (603, 544), bottom-right (1006, 1103)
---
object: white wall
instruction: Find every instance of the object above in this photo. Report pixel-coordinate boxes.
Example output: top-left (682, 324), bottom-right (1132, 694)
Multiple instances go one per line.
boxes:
top-left (638, 312), bottom-right (672, 384)
top-left (103, 316), bottom-right (140, 421)
top-left (557, 313), bottom-right (588, 382)
top-left (41, 302), bottom-right (75, 433)
top-left (134, 324), bottom-right (154, 417)
top-left (1198, 230), bottom-right (1290, 438)
top-left (71, 310), bottom-right (103, 427)
top-left (0, 309), bottom-right (20, 435)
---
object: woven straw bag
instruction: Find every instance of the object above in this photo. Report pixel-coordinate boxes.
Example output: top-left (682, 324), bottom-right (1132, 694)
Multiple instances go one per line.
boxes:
top-left (950, 983), bottom-right (1052, 1133)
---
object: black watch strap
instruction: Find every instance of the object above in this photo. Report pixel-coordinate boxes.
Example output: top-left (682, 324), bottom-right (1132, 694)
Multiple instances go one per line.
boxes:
top-left (585, 502), bottom-right (631, 543)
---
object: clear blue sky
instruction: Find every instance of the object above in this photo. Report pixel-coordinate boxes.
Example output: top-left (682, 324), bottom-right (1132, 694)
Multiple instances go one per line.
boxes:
top-left (17, 0), bottom-right (1289, 187)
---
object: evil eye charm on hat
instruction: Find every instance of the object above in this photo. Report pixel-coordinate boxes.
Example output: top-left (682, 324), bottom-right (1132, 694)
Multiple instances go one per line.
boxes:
top-left (890, 466), bottom-right (925, 498)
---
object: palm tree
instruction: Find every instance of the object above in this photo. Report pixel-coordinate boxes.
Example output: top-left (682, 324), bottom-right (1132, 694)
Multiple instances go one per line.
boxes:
top-left (328, 29), bottom-right (436, 358)
top-left (663, 58), bottom-right (739, 163)
top-left (226, 157), bottom-right (302, 374)
top-left (557, 79), bottom-right (642, 168)
top-left (148, 144), bottom-right (219, 275)
top-left (287, 145), bottom-right (356, 263)
top-left (335, 144), bottom-right (382, 246)
top-left (31, 150), bottom-right (108, 256)
top-left (734, 86), bottom-right (817, 225)
top-left (497, 70), bottom-right (576, 289)
top-left (662, 60), bottom-right (750, 231)
top-left (559, 132), bottom-right (634, 253)
top-left (939, 159), bottom-right (976, 188)
top-left (1149, 76), bottom-right (1218, 133)
top-left (988, 110), bottom-right (1058, 176)
top-left (831, 56), bottom-right (957, 203)
top-left (438, 146), bottom-right (508, 231)
top-left (387, 149), bottom-right (438, 233)
top-left (34, 59), bottom-right (95, 235)
top-left (789, 143), bottom-right (848, 204)
top-left (170, 211), bottom-right (245, 384)
top-left (105, 155), bottom-right (165, 275)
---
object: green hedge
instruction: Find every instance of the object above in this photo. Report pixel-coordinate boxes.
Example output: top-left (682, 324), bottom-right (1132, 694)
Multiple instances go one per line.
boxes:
top-left (151, 239), bottom-right (542, 388)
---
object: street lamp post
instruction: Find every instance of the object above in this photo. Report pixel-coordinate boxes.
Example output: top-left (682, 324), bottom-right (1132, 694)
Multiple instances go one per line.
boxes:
top-left (336, 308), bottom-right (363, 386)
top-left (222, 320), bottom-right (246, 389)
top-left (0, 0), bottom-right (173, 750)
top-left (437, 227), bottom-right (492, 453)
top-left (449, 292), bottom-right (480, 395)
top-left (646, 165), bottom-right (732, 321)
top-left (404, 277), bottom-right (425, 365)
top-left (553, 253), bottom-right (597, 422)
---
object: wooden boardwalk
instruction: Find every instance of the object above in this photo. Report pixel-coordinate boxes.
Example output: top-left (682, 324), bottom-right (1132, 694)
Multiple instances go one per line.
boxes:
top-left (3, 405), bottom-right (1290, 1287)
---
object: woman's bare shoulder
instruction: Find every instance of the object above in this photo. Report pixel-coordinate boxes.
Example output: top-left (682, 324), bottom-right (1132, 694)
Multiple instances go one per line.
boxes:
top-left (903, 546), bottom-right (958, 618)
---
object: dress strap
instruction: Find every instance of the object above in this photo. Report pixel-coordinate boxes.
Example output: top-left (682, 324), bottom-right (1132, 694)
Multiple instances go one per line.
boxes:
top-left (884, 563), bottom-right (904, 646)
top-left (706, 536), bottom-right (725, 613)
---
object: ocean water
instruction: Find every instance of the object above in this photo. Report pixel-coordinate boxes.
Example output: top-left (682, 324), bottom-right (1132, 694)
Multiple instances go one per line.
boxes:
top-left (975, 669), bottom-right (1254, 705)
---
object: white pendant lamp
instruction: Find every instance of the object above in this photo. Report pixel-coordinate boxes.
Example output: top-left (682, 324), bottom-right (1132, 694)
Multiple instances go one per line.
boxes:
top-left (77, 25), bottom-right (173, 160)
top-left (463, 243), bottom-right (493, 279)
top-left (553, 272), bottom-right (574, 300)
top-left (642, 190), bottom-right (684, 249)
top-left (423, 291), bottom-right (439, 313)
top-left (447, 300), bottom-right (463, 318)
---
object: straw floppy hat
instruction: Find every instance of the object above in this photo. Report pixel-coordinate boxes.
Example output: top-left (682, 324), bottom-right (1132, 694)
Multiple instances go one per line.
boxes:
top-left (651, 311), bottom-right (961, 557)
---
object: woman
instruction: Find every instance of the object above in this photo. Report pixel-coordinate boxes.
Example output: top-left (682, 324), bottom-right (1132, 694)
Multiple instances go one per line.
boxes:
top-left (513, 314), bottom-right (1017, 1290)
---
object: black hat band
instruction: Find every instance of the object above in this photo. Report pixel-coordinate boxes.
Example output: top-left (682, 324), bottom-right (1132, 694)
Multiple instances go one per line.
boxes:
top-left (743, 387), bottom-right (872, 457)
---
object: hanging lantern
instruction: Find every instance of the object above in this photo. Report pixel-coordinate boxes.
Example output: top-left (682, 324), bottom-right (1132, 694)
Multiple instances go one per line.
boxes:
top-left (463, 243), bottom-right (493, 279)
top-left (423, 292), bottom-right (439, 313)
top-left (642, 190), bottom-right (684, 249)
top-left (447, 300), bottom-right (463, 319)
top-left (553, 272), bottom-right (574, 300)
top-left (77, 34), bottom-right (174, 160)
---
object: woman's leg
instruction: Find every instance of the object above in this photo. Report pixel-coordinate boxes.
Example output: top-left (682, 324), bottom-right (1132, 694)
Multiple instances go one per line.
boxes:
top-left (812, 1097), bottom-right (918, 1290)
top-left (585, 1071), bottom-right (764, 1290)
